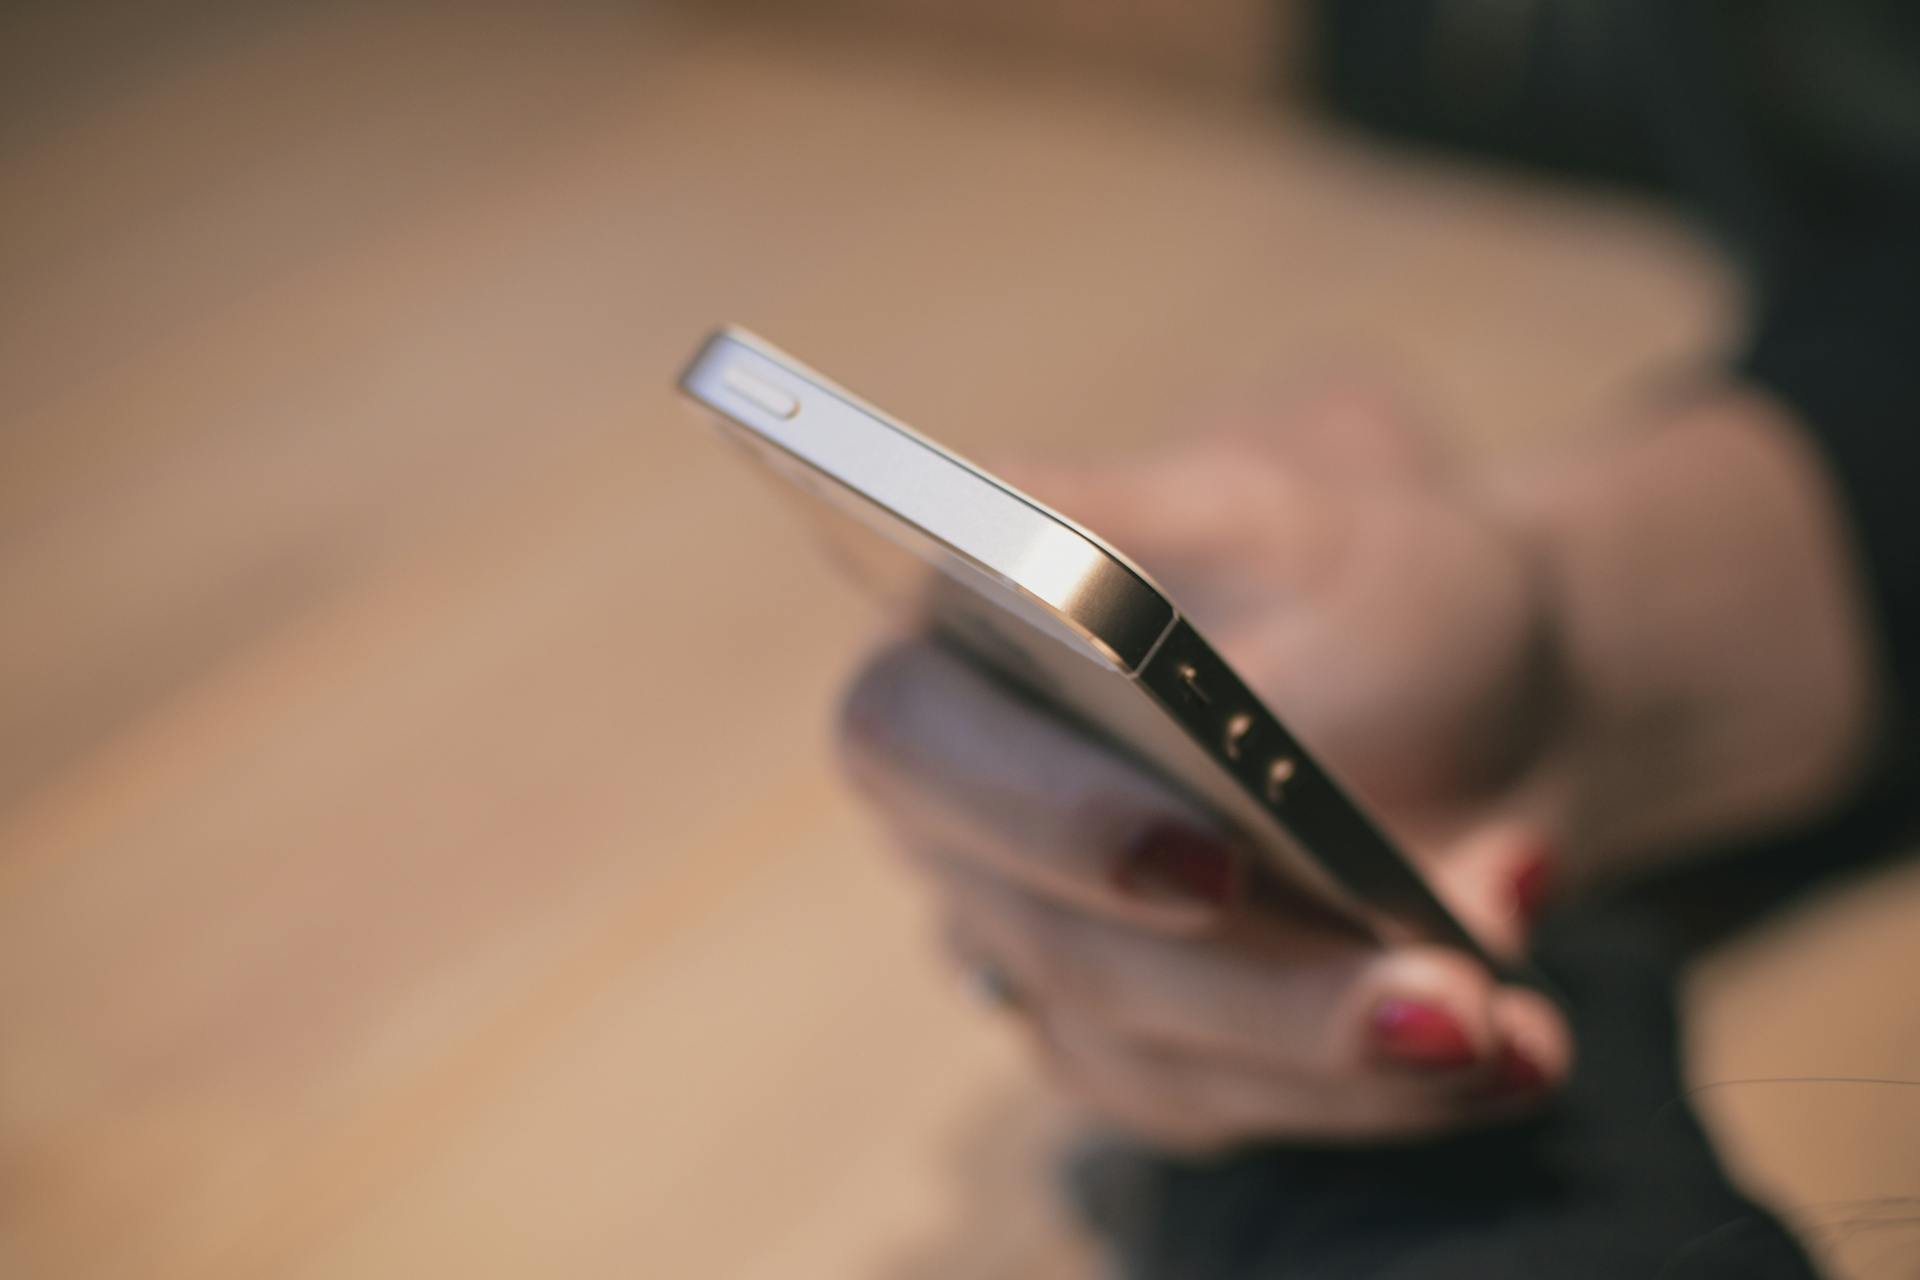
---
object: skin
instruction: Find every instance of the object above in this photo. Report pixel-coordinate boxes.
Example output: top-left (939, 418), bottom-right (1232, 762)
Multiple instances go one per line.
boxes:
top-left (836, 383), bottom-right (1879, 1151)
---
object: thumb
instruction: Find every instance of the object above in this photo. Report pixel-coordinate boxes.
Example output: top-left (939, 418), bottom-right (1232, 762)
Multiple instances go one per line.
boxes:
top-left (1201, 380), bottom-right (1446, 487)
top-left (991, 441), bottom-right (1348, 590)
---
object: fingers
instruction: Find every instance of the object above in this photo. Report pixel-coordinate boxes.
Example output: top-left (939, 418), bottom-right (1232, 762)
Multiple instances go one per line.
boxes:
top-left (998, 384), bottom-right (1442, 574)
top-left (935, 843), bottom-right (1571, 1093)
top-left (839, 639), bottom-right (1246, 934)
top-left (998, 438), bottom-right (1352, 598)
top-left (835, 525), bottom-right (1578, 1145)
top-left (1037, 1013), bottom-right (1542, 1151)
top-left (1192, 380), bottom-right (1446, 487)
top-left (926, 799), bottom-right (1575, 1147)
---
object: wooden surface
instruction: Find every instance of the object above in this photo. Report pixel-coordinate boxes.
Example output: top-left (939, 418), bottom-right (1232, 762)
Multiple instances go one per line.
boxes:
top-left (3, 4), bottom-right (1916, 1276)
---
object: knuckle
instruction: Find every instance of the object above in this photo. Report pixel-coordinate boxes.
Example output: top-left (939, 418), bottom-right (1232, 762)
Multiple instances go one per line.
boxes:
top-left (1299, 381), bottom-right (1403, 428)
top-left (835, 644), bottom-right (912, 749)
top-left (1122, 1104), bottom-right (1233, 1156)
top-left (1014, 912), bottom-right (1112, 1013)
top-left (1031, 1017), bottom-right (1100, 1096)
top-left (834, 641), bottom-right (938, 789)
top-left (1039, 1051), bottom-right (1099, 1106)
top-left (1040, 1022), bottom-right (1234, 1153)
top-left (1106, 1051), bottom-right (1229, 1152)
top-left (1194, 427), bottom-right (1271, 469)
top-left (1059, 791), bottom-right (1136, 871)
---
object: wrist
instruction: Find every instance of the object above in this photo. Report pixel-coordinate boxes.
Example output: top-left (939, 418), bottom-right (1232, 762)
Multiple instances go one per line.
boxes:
top-left (1480, 387), bottom-right (1882, 876)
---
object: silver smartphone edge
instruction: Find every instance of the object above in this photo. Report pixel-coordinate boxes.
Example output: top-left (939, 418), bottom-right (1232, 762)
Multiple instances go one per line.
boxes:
top-left (677, 326), bottom-right (1179, 675)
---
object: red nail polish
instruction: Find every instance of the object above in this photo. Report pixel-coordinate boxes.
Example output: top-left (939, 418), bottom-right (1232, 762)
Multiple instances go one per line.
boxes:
top-left (1369, 999), bottom-right (1478, 1070)
top-left (1511, 845), bottom-right (1556, 928)
top-left (1113, 822), bottom-right (1240, 912)
top-left (1487, 1041), bottom-right (1549, 1096)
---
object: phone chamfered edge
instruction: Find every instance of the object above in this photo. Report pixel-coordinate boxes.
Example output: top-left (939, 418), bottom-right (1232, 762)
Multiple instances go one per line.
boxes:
top-left (678, 325), bottom-right (1181, 675)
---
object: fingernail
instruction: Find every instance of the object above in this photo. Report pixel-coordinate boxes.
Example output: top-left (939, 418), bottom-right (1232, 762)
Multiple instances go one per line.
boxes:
top-left (1113, 822), bottom-right (1240, 913)
top-left (1368, 998), bottom-right (1478, 1070)
top-left (1510, 842), bottom-right (1556, 928)
top-left (1486, 1041), bottom-right (1549, 1097)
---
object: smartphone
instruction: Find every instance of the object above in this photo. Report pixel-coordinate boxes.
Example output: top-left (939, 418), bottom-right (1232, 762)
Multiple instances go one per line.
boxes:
top-left (678, 326), bottom-right (1525, 982)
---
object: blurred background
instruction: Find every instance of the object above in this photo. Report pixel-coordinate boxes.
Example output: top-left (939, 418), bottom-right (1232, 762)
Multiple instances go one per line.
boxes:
top-left (3, 1), bottom-right (1917, 1276)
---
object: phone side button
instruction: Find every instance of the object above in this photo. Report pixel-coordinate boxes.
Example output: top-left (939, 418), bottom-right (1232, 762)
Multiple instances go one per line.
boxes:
top-left (1223, 712), bottom-right (1253, 760)
top-left (1265, 756), bottom-right (1297, 803)
top-left (722, 365), bottom-right (801, 419)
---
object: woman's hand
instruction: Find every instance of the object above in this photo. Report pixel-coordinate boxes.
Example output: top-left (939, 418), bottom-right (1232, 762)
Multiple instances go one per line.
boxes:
top-left (837, 390), bottom-right (1577, 1150)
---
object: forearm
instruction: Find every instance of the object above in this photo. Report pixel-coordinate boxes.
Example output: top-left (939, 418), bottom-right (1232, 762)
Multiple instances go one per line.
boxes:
top-left (1490, 388), bottom-right (1884, 877)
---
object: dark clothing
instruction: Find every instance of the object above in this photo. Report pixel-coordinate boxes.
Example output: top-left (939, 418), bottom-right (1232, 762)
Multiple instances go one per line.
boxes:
top-left (1088, 3), bottom-right (1920, 1276)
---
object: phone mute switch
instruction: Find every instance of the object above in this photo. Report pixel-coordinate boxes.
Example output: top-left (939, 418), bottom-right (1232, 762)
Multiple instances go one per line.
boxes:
top-left (722, 366), bottom-right (801, 419)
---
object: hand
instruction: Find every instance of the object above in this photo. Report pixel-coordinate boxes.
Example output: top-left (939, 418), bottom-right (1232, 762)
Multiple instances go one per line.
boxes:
top-left (837, 389), bottom-right (1575, 1151)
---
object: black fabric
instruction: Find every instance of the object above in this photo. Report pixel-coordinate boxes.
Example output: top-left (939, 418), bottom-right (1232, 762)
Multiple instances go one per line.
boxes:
top-left (1741, 218), bottom-right (1920, 762)
top-left (1075, 4), bottom-right (1920, 1276)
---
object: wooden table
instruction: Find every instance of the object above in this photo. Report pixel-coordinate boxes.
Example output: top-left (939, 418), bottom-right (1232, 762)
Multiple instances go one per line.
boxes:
top-left (4, 4), bottom-right (1915, 1275)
